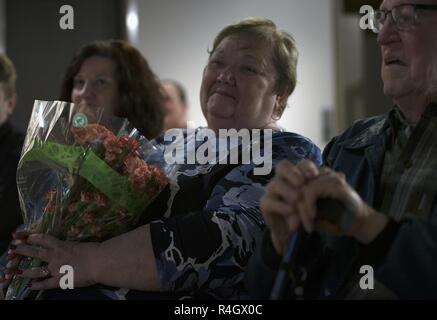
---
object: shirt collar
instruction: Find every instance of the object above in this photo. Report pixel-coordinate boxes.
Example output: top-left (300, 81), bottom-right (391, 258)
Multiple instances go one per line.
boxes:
top-left (389, 103), bottom-right (437, 127)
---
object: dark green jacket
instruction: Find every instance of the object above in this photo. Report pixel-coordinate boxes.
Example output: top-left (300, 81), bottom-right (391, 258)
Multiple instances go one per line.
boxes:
top-left (245, 115), bottom-right (437, 299)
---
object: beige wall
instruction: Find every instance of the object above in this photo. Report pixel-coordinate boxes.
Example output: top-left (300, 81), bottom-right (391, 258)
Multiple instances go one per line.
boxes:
top-left (335, 1), bottom-right (391, 133)
top-left (0, 0), bottom-right (5, 53)
top-left (128, 0), bottom-right (337, 148)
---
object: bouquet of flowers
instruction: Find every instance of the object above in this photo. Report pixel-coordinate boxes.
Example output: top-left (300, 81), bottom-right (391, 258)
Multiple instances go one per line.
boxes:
top-left (6, 100), bottom-right (174, 300)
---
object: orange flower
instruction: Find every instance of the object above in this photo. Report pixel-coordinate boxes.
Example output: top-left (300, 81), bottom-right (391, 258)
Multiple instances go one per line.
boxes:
top-left (116, 208), bottom-right (129, 221)
top-left (94, 192), bottom-right (109, 208)
top-left (66, 227), bottom-right (81, 238)
top-left (43, 200), bottom-right (56, 214)
top-left (124, 156), bottom-right (146, 175)
top-left (43, 191), bottom-right (58, 213)
top-left (104, 151), bottom-right (118, 162)
top-left (71, 124), bottom-right (115, 146)
top-left (71, 127), bottom-right (89, 145)
top-left (104, 136), bottom-right (123, 155)
top-left (130, 165), bottom-right (152, 189)
top-left (82, 211), bottom-right (96, 225)
top-left (90, 224), bottom-right (104, 239)
top-left (80, 191), bottom-right (94, 204)
top-left (68, 203), bottom-right (78, 214)
top-left (119, 136), bottom-right (140, 155)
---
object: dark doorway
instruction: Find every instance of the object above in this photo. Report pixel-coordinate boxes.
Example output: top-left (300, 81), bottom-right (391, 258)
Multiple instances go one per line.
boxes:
top-left (5, 0), bottom-right (125, 130)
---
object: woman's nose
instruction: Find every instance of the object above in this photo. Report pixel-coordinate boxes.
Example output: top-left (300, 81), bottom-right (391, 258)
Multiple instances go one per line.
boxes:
top-left (77, 82), bottom-right (96, 100)
top-left (217, 68), bottom-right (235, 86)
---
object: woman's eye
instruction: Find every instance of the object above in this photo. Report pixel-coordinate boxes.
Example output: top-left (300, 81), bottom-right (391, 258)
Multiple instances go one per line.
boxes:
top-left (242, 66), bottom-right (258, 74)
top-left (96, 79), bottom-right (108, 86)
top-left (209, 60), bottom-right (223, 67)
top-left (73, 79), bottom-right (84, 88)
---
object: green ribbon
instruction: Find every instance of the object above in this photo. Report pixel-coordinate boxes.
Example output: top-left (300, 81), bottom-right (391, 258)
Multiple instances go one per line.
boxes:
top-left (22, 141), bottom-right (149, 214)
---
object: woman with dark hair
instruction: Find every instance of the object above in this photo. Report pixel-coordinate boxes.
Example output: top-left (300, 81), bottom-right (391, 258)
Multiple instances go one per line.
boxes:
top-left (59, 39), bottom-right (164, 139)
top-left (1, 39), bottom-right (166, 296)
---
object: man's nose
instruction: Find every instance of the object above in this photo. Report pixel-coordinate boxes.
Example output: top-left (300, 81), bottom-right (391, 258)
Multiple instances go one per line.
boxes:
top-left (377, 14), bottom-right (400, 46)
top-left (217, 68), bottom-right (236, 86)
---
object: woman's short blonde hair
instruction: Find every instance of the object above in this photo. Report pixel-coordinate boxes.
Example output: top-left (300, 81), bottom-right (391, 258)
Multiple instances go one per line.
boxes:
top-left (0, 54), bottom-right (17, 99)
top-left (209, 18), bottom-right (298, 118)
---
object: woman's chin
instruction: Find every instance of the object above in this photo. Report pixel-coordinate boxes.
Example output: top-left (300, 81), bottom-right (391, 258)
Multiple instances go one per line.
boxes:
top-left (207, 118), bottom-right (236, 132)
top-left (207, 104), bottom-right (235, 120)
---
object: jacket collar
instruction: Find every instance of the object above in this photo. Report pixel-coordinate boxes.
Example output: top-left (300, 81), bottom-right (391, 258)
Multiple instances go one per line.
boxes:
top-left (341, 115), bottom-right (389, 150)
top-left (341, 103), bottom-right (437, 150)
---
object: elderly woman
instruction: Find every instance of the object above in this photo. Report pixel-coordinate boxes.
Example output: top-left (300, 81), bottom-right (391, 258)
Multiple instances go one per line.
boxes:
top-left (3, 18), bottom-right (321, 299)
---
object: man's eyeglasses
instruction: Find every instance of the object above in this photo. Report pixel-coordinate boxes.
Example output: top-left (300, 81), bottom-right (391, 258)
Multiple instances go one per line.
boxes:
top-left (371, 4), bottom-right (437, 33)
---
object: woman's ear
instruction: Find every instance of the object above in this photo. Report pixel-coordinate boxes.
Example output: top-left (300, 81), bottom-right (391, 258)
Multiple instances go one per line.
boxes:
top-left (273, 88), bottom-right (289, 119)
top-left (7, 94), bottom-right (17, 116)
top-left (277, 94), bottom-right (288, 108)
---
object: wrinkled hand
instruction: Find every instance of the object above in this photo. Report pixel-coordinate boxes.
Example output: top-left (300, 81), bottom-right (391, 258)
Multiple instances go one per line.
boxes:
top-left (261, 161), bottom-right (390, 256)
top-left (7, 233), bottom-right (100, 290)
top-left (298, 167), bottom-right (389, 244)
top-left (260, 160), bottom-right (319, 255)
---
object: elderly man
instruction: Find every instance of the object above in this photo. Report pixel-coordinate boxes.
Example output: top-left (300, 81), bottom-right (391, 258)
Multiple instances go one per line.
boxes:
top-left (248, 0), bottom-right (437, 299)
top-left (0, 54), bottom-right (23, 255)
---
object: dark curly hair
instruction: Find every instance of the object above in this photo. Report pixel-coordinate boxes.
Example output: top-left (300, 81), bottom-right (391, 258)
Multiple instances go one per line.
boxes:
top-left (59, 39), bottom-right (164, 139)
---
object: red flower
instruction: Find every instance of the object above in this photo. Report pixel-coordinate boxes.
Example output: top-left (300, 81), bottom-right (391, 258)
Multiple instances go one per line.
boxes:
top-left (71, 124), bottom-right (115, 146)
top-left (118, 136), bottom-right (140, 155)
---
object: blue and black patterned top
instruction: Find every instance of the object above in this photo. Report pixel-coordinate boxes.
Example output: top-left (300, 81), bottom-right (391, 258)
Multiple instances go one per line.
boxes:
top-left (143, 128), bottom-right (322, 299)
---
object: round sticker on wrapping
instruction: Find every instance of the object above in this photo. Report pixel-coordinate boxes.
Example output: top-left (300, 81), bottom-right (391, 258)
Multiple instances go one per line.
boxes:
top-left (72, 113), bottom-right (88, 128)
